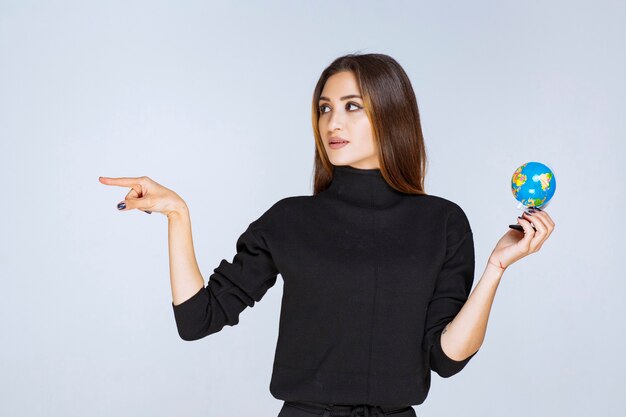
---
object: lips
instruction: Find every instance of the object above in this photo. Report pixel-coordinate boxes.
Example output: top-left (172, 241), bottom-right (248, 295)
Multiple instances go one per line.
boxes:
top-left (328, 137), bottom-right (349, 149)
top-left (329, 137), bottom-right (349, 144)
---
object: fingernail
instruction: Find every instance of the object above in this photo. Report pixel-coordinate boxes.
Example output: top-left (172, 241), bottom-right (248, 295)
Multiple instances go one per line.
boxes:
top-left (117, 202), bottom-right (126, 210)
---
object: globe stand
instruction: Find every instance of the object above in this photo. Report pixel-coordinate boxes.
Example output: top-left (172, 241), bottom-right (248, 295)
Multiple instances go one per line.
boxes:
top-left (509, 204), bottom-right (539, 232)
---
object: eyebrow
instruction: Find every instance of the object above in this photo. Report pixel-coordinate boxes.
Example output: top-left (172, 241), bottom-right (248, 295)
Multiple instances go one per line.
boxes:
top-left (319, 94), bottom-right (362, 102)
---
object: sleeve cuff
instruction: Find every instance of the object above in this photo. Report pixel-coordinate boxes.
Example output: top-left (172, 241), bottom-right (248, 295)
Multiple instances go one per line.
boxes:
top-left (171, 287), bottom-right (209, 340)
top-left (431, 330), bottom-right (478, 378)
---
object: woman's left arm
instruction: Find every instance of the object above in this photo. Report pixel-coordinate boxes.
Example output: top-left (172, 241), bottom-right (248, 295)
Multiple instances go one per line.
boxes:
top-left (440, 207), bottom-right (556, 361)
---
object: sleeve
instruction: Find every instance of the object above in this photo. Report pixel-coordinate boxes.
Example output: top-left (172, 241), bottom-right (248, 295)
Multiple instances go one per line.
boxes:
top-left (171, 223), bottom-right (280, 341)
top-left (423, 203), bottom-right (479, 378)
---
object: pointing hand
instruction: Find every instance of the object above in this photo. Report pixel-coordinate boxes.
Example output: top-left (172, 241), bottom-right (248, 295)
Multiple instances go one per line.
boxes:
top-left (99, 175), bottom-right (187, 218)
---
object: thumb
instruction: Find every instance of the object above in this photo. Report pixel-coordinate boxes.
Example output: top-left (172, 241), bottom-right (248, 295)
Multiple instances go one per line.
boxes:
top-left (117, 198), bottom-right (152, 214)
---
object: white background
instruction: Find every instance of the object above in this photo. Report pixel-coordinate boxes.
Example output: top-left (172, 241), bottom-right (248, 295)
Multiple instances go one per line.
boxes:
top-left (1, 1), bottom-right (624, 416)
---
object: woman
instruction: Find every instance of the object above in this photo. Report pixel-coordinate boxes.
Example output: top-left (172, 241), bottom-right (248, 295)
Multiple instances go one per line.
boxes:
top-left (100, 53), bottom-right (555, 417)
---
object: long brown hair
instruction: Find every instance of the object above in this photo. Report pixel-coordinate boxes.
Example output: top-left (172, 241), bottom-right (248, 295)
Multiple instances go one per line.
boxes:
top-left (311, 53), bottom-right (428, 196)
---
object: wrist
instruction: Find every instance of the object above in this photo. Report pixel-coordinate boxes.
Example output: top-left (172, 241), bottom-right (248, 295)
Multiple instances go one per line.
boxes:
top-left (487, 258), bottom-right (507, 272)
top-left (167, 203), bottom-right (189, 220)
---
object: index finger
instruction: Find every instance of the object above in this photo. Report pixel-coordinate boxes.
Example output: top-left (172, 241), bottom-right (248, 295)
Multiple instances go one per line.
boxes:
top-left (99, 176), bottom-right (145, 188)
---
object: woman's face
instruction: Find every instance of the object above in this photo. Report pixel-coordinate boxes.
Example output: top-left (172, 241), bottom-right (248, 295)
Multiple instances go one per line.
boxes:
top-left (318, 71), bottom-right (380, 169)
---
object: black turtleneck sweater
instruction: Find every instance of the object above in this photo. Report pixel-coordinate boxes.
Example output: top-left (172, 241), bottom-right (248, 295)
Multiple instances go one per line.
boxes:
top-left (171, 165), bottom-right (479, 406)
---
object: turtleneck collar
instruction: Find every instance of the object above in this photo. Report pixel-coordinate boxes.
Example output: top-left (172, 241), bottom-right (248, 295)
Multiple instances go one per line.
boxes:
top-left (325, 164), bottom-right (406, 208)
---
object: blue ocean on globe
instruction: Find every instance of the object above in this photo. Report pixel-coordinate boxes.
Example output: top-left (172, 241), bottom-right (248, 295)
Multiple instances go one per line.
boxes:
top-left (511, 161), bottom-right (556, 208)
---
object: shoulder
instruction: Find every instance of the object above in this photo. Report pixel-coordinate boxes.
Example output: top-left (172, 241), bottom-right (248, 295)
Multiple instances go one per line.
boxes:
top-left (422, 194), bottom-right (472, 234)
top-left (417, 193), bottom-right (468, 215)
top-left (266, 195), bottom-right (312, 214)
top-left (249, 195), bottom-right (313, 229)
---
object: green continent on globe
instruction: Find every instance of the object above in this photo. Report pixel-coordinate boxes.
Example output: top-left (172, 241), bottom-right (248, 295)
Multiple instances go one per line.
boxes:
top-left (523, 196), bottom-right (547, 207)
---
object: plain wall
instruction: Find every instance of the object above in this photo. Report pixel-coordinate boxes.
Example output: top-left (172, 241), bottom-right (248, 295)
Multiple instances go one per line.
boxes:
top-left (1, 1), bottom-right (624, 416)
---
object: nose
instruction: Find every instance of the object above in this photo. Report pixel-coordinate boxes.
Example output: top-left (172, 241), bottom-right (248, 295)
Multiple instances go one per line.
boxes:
top-left (327, 109), bottom-right (345, 132)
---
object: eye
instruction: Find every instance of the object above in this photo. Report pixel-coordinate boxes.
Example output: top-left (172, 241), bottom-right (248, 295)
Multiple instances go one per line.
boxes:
top-left (318, 102), bottom-right (362, 114)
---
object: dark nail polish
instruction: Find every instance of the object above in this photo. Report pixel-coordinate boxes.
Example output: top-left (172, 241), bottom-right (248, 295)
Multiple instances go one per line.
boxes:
top-left (117, 202), bottom-right (126, 210)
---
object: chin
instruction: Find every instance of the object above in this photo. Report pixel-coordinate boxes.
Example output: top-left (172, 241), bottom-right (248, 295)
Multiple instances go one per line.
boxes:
top-left (328, 157), bottom-right (353, 166)
top-left (331, 156), bottom-right (369, 167)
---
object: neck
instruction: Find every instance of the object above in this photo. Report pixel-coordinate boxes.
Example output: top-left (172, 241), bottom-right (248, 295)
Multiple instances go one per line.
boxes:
top-left (325, 164), bottom-right (406, 208)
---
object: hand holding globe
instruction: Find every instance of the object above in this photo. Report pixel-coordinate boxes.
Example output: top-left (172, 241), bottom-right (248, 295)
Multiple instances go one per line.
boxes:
top-left (486, 161), bottom-right (557, 271)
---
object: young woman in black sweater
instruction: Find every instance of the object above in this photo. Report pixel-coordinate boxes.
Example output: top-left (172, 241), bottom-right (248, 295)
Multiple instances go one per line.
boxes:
top-left (100, 53), bottom-right (555, 416)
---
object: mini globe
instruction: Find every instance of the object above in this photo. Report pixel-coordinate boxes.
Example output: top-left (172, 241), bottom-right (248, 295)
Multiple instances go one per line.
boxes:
top-left (511, 161), bottom-right (556, 208)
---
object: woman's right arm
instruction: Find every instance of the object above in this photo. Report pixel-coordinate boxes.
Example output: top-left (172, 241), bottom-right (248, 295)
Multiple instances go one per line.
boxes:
top-left (99, 175), bottom-right (203, 306)
top-left (167, 206), bottom-right (205, 306)
top-left (100, 175), bottom-right (280, 341)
